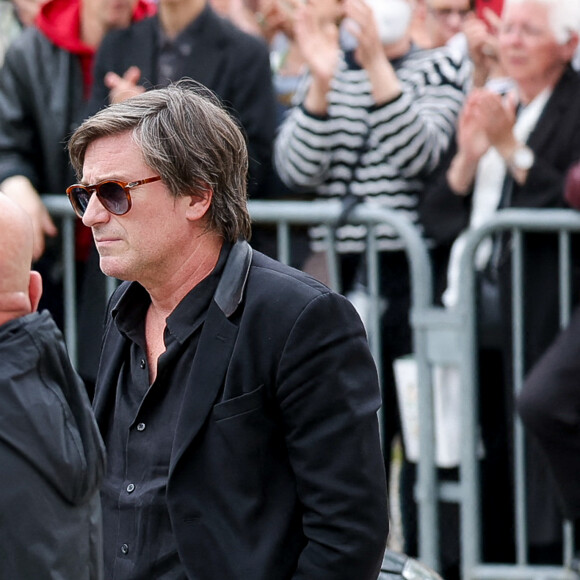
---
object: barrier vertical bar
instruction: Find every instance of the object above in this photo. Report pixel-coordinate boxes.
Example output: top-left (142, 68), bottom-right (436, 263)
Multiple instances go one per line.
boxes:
top-left (61, 215), bottom-right (78, 366)
top-left (276, 221), bottom-right (291, 265)
top-left (458, 244), bottom-right (481, 580)
top-left (512, 229), bottom-right (528, 566)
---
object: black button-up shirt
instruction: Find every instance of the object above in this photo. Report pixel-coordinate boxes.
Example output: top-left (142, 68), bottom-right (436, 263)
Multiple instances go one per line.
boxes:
top-left (101, 244), bottom-right (229, 579)
top-left (157, 4), bottom-right (210, 87)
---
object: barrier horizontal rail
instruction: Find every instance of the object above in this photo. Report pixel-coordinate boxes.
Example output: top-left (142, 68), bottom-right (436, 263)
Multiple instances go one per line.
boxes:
top-left (42, 194), bottom-right (435, 371)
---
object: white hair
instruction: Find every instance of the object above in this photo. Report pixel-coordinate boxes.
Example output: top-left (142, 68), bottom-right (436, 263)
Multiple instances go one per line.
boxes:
top-left (503, 0), bottom-right (580, 44)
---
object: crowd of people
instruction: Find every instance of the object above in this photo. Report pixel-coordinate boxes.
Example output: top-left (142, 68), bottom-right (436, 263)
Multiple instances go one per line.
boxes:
top-left (1, 0), bottom-right (580, 578)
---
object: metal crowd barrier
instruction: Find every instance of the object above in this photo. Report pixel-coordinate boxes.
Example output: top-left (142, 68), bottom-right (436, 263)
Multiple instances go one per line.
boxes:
top-left (42, 194), bottom-right (580, 580)
top-left (450, 209), bottom-right (580, 580)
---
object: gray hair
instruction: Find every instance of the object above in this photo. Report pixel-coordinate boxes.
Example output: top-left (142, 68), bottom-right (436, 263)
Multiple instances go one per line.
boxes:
top-left (503, 0), bottom-right (580, 44)
top-left (68, 80), bottom-right (251, 242)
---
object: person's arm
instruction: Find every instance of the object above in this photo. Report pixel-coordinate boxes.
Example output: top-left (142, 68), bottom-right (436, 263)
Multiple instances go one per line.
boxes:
top-left (364, 46), bottom-right (469, 182)
top-left (0, 33), bottom-right (57, 260)
top-left (276, 291), bottom-right (388, 579)
top-left (0, 176), bottom-right (57, 261)
top-left (342, 0), bottom-right (402, 105)
top-left (463, 9), bottom-right (502, 89)
top-left (292, 1), bottom-right (341, 117)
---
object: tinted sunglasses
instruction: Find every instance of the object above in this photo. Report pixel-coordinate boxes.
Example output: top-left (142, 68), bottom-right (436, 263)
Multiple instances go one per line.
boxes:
top-left (66, 176), bottom-right (162, 218)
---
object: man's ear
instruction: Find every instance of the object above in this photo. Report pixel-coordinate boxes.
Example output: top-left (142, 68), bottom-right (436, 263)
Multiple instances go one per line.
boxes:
top-left (185, 186), bottom-right (213, 222)
top-left (28, 271), bottom-right (43, 312)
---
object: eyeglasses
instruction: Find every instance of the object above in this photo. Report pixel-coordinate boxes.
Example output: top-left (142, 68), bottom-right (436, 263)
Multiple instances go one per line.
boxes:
top-left (428, 6), bottom-right (471, 20)
top-left (66, 176), bottom-right (162, 218)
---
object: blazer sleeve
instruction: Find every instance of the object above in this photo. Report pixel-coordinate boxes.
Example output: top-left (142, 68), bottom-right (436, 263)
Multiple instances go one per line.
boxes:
top-left (275, 291), bottom-right (389, 580)
top-left (226, 37), bottom-right (277, 200)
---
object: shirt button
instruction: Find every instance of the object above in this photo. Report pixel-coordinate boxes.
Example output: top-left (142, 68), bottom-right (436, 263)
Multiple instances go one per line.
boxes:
top-left (140, 359), bottom-right (146, 369)
top-left (126, 483), bottom-right (135, 493)
top-left (160, 64), bottom-right (173, 77)
top-left (137, 422), bottom-right (146, 432)
top-left (121, 543), bottom-right (129, 555)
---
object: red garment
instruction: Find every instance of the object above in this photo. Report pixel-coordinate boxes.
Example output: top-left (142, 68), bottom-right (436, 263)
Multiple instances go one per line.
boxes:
top-left (36, 0), bottom-right (156, 98)
top-left (34, 0), bottom-right (156, 261)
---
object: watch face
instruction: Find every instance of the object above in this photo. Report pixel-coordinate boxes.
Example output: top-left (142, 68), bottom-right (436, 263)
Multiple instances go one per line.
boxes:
top-left (513, 146), bottom-right (534, 170)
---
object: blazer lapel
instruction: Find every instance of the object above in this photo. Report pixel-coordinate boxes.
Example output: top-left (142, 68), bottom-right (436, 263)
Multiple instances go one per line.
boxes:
top-left (169, 241), bottom-right (253, 473)
top-left (169, 300), bottom-right (238, 474)
top-left (526, 67), bottom-right (575, 153)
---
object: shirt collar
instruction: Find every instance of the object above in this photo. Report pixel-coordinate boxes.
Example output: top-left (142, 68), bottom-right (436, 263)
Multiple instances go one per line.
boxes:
top-left (113, 241), bottom-right (231, 345)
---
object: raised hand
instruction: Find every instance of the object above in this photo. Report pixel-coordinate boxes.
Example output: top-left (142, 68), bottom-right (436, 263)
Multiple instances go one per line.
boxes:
top-left (105, 66), bottom-right (145, 104)
top-left (294, 0), bottom-right (341, 114)
top-left (343, 0), bottom-right (401, 104)
top-left (0, 176), bottom-right (58, 262)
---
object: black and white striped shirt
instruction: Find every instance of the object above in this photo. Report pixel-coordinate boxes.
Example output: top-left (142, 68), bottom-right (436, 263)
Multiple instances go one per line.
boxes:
top-left (274, 46), bottom-right (471, 252)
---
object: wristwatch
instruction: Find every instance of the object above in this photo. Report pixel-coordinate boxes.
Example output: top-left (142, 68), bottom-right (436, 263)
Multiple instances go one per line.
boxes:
top-left (509, 144), bottom-right (535, 171)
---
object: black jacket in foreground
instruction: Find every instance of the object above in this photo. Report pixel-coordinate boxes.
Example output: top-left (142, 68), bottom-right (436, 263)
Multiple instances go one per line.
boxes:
top-left (0, 310), bottom-right (106, 580)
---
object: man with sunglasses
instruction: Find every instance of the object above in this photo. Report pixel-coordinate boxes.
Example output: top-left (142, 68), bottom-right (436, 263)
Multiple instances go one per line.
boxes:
top-left (66, 81), bottom-right (389, 580)
top-left (0, 192), bottom-right (105, 579)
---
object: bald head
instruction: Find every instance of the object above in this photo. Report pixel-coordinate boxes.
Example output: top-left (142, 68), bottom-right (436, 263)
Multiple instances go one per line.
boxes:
top-left (0, 193), bottom-right (34, 295)
top-left (0, 193), bottom-right (42, 323)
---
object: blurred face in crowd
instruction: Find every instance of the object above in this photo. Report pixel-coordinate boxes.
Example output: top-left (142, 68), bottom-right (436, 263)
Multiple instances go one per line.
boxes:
top-left (498, 0), bottom-right (577, 93)
top-left (424, 0), bottom-right (471, 47)
top-left (311, 0), bottom-right (345, 24)
top-left (97, 0), bottom-right (139, 29)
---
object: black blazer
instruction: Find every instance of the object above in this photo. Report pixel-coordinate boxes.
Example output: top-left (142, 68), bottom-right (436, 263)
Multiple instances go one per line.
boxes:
top-left (88, 6), bottom-right (277, 200)
top-left (93, 241), bottom-right (389, 579)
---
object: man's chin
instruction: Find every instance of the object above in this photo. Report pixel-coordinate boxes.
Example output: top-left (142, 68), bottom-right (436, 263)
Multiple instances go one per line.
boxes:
top-left (98, 258), bottom-right (128, 281)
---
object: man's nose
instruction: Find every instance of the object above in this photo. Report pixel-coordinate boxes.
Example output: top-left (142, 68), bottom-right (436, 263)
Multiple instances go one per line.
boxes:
top-left (82, 192), bottom-right (110, 227)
